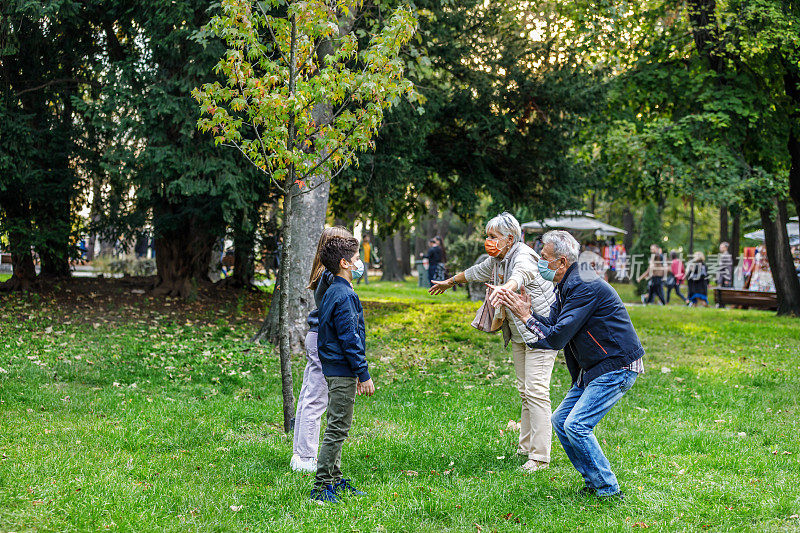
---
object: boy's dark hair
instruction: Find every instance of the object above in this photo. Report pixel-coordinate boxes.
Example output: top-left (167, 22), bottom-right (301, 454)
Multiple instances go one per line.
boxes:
top-left (320, 236), bottom-right (359, 273)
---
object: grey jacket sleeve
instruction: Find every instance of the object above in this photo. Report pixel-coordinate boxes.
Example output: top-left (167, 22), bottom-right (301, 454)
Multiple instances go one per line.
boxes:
top-left (464, 257), bottom-right (495, 283)
top-left (508, 249), bottom-right (537, 289)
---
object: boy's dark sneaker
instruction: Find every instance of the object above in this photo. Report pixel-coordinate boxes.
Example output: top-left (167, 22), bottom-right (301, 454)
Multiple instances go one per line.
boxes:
top-left (577, 486), bottom-right (596, 496)
top-left (310, 485), bottom-right (339, 504)
top-left (334, 478), bottom-right (366, 496)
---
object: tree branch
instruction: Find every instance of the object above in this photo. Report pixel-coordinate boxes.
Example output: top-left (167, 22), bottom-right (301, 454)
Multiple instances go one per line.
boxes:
top-left (222, 142), bottom-right (286, 194)
top-left (15, 78), bottom-right (90, 96)
top-left (255, 1), bottom-right (290, 66)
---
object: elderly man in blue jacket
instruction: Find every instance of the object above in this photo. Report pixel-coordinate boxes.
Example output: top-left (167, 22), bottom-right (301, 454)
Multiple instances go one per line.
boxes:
top-left (496, 230), bottom-right (644, 499)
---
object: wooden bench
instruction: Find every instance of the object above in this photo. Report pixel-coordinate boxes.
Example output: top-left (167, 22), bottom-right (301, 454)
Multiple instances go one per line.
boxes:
top-left (714, 287), bottom-right (777, 310)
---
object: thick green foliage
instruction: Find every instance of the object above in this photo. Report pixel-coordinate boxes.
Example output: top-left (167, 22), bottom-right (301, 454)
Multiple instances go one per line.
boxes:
top-left (330, 0), bottom-right (601, 233)
top-left (0, 1), bottom-right (102, 275)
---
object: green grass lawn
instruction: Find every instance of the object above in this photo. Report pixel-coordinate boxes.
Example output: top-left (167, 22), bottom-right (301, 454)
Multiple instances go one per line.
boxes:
top-left (1, 279), bottom-right (798, 531)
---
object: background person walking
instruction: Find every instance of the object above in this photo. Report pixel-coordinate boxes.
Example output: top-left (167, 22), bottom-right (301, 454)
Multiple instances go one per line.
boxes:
top-left (637, 244), bottom-right (667, 305)
top-left (357, 234), bottom-right (372, 285)
top-left (665, 251), bottom-right (687, 304)
top-left (686, 251), bottom-right (709, 307)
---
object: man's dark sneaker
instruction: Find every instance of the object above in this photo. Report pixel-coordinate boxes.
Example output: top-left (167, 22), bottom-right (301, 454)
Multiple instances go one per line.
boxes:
top-left (598, 490), bottom-right (625, 501)
top-left (334, 478), bottom-right (366, 496)
top-left (578, 486), bottom-right (596, 496)
top-left (310, 484), bottom-right (339, 504)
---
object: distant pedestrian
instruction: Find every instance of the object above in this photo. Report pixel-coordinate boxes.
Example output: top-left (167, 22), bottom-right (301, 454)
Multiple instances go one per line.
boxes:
top-left (665, 251), bottom-right (687, 304)
top-left (637, 244), bottom-right (667, 305)
top-left (717, 242), bottom-right (733, 288)
top-left (424, 238), bottom-right (444, 287)
top-left (356, 234), bottom-right (371, 285)
top-left (434, 236), bottom-right (448, 281)
top-left (686, 251), bottom-right (709, 307)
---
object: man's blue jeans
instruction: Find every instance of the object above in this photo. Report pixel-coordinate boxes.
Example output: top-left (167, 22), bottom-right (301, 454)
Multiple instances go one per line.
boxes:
top-left (552, 369), bottom-right (637, 496)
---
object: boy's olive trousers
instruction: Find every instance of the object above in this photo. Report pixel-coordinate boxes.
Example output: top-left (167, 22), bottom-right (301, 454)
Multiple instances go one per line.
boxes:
top-left (314, 376), bottom-right (357, 489)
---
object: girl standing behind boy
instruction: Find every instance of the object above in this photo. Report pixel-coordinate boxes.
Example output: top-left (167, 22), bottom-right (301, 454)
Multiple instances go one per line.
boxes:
top-left (290, 226), bottom-right (354, 473)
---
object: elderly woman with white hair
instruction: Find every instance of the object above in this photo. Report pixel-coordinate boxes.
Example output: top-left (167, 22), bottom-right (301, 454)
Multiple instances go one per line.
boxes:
top-left (429, 212), bottom-right (558, 472)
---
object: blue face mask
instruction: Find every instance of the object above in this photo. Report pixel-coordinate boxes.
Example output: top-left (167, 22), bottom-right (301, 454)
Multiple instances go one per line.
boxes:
top-left (350, 259), bottom-right (365, 280)
top-left (538, 258), bottom-right (558, 282)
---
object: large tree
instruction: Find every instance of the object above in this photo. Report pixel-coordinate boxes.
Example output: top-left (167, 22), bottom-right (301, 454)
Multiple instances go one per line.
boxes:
top-left (0, 1), bottom-right (102, 287)
top-left (193, 0), bottom-right (417, 430)
top-left (126, 0), bottom-right (267, 298)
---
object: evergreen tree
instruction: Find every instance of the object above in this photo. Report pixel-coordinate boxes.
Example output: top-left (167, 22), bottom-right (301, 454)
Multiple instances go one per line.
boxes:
top-left (631, 202), bottom-right (662, 296)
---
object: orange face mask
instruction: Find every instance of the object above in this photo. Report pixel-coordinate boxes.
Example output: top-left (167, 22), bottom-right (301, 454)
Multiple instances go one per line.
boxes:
top-left (485, 238), bottom-right (503, 257)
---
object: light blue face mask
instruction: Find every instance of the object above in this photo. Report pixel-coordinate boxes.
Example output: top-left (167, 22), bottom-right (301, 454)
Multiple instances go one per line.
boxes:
top-left (537, 258), bottom-right (558, 282)
top-left (351, 259), bottom-right (365, 280)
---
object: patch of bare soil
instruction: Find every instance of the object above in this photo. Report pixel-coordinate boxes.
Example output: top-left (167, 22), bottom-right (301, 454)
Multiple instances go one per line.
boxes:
top-left (3, 276), bottom-right (270, 326)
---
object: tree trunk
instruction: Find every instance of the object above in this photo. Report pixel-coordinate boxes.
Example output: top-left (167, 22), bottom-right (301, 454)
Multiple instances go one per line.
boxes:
top-left (380, 230), bottom-right (404, 281)
top-left (399, 233), bottom-right (411, 276)
top-left (222, 210), bottom-right (257, 289)
top-left (36, 193), bottom-right (72, 279)
top-left (688, 196), bottom-right (695, 255)
top-left (760, 199), bottom-right (800, 316)
top-left (0, 228), bottom-right (37, 292)
top-left (254, 182), bottom-right (330, 351)
top-left (231, 231), bottom-right (256, 288)
top-left (730, 206), bottom-right (741, 269)
top-left (414, 212), bottom-right (428, 262)
top-left (687, 0), bottom-right (723, 72)
top-left (719, 205), bottom-right (729, 244)
top-left (0, 190), bottom-right (38, 291)
top-left (152, 215), bottom-right (216, 298)
top-left (622, 203), bottom-right (634, 251)
top-left (784, 69), bottom-right (800, 220)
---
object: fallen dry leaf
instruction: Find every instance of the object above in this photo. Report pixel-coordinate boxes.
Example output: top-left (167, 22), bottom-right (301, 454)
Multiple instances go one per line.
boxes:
top-left (230, 505), bottom-right (242, 512)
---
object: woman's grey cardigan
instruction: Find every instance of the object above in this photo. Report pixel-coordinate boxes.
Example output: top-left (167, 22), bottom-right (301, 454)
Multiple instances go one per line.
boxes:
top-left (464, 242), bottom-right (556, 347)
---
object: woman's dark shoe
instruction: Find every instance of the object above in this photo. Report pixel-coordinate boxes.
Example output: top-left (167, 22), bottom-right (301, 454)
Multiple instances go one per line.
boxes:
top-left (578, 486), bottom-right (596, 496)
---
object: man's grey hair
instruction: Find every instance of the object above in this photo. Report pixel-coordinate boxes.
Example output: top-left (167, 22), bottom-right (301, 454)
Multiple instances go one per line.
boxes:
top-left (542, 230), bottom-right (580, 264)
top-left (485, 212), bottom-right (522, 243)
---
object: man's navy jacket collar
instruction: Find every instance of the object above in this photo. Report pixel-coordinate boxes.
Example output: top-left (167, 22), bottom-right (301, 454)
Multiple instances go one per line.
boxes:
top-left (557, 262), bottom-right (580, 293)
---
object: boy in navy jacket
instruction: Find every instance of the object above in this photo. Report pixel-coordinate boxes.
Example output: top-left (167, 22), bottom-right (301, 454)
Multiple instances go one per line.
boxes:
top-left (310, 235), bottom-right (374, 503)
